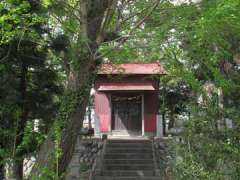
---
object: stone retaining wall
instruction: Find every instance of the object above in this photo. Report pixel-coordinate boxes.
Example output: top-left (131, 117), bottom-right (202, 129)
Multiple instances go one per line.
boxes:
top-left (65, 137), bottom-right (103, 180)
top-left (153, 138), bottom-right (174, 180)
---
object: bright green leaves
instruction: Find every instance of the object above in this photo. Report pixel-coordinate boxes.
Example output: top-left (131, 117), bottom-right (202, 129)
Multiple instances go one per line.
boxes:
top-left (175, 157), bottom-right (213, 180)
top-left (155, 0), bottom-right (240, 92)
top-left (47, 0), bottom-right (81, 37)
top-left (0, 0), bottom-right (46, 44)
top-left (41, 0), bottom-right (52, 8)
top-left (146, 1), bottom-right (240, 179)
top-left (196, 0), bottom-right (240, 54)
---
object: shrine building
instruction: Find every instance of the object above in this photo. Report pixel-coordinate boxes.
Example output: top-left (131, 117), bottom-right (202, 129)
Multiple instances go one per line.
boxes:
top-left (94, 63), bottom-right (166, 137)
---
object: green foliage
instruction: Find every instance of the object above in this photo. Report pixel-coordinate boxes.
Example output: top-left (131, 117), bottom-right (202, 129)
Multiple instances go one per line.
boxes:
top-left (33, 75), bottom-right (95, 179)
top-left (16, 122), bottom-right (45, 156)
top-left (122, 0), bottom-right (240, 179)
top-left (0, 0), bottom-right (63, 178)
top-left (0, 0), bottom-right (46, 45)
top-left (175, 157), bottom-right (213, 180)
top-left (1, 0), bottom-right (240, 179)
top-left (164, 1), bottom-right (240, 178)
top-left (174, 103), bottom-right (240, 179)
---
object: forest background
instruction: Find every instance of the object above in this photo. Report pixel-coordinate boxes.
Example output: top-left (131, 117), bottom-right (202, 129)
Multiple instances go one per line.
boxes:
top-left (0, 0), bottom-right (240, 179)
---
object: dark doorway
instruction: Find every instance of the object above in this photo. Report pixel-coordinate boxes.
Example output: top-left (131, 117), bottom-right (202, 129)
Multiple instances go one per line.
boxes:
top-left (111, 94), bottom-right (142, 132)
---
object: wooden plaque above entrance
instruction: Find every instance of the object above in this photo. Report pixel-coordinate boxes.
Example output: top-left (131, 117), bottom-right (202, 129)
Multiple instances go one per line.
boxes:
top-left (97, 82), bottom-right (156, 91)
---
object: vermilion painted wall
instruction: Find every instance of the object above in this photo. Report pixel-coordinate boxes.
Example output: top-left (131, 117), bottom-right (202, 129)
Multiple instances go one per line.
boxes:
top-left (144, 91), bottom-right (159, 132)
top-left (94, 75), bottom-right (159, 133)
top-left (94, 91), bottom-right (110, 132)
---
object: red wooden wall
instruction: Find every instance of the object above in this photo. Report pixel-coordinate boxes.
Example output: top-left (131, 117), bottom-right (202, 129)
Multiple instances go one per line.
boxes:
top-left (94, 75), bottom-right (159, 133)
top-left (144, 91), bottom-right (159, 132)
top-left (94, 91), bottom-right (110, 132)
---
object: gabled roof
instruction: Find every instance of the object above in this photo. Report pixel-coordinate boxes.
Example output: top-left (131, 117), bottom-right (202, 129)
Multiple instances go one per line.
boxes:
top-left (98, 62), bottom-right (166, 75)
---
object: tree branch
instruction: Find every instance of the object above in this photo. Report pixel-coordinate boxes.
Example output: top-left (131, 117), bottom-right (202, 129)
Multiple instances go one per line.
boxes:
top-left (79, 0), bottom-right (88, 40)
top-left (61, 1), bottom-right (82, 22)
top-left (0, 44), bottom-right (12, 63)
top-left (96, 0), bottom-right (118, 44)
top-left (51, 14), bottom-right (76, 34)
top-left (95, 0), bottom-right (161, 60)
top-left (116, 2), bottom-right (156, 31)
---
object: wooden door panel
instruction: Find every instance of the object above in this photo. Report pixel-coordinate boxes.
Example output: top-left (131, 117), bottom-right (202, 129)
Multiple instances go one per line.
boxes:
top-left (112, 94), bottom-right (141, 131)
top-left (114, 101), bottom-right (128, 130)
top-left (128, 103), bottom-right (141, 130)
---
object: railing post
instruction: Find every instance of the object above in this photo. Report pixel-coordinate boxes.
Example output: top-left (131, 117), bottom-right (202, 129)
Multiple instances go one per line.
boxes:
top-left (156, 114), bottom-right (163, 138)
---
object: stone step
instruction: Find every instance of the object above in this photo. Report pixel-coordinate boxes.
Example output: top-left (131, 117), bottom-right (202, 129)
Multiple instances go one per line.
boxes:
top-left (104, 153), bottom-right (153, 159)
top-left (107, 140), bottom-right (150, 144)
top-left (107, 143), bottom-right (152, 148)
top-left (92, 139), bottom-right (158, 180)
top-left (100, 170), bottom-right (155, 177)
top-left (93, 176), bottom-right (161, 180)
top-left (106, 148), bottom-right (152, 153)
top-left (103, 159), bottom-right (154, 164)
top-left (103, 164), bottom-right (154, 171)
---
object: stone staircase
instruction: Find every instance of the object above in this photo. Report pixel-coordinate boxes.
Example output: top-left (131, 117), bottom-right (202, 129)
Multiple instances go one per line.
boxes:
top-left (92, 139), bottom-right (160, 180)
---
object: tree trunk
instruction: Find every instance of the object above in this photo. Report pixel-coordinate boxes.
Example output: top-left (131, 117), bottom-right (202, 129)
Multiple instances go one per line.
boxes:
top-left (0, 162), bottom-right (4, 180)
top-left (11, 61), bottom-right (28, 180)
top-left (12, 159), bottom-right (23, 180)
top-left (168, 109), bottom-right (175, 130)
top-left (58, 63), bottom-right (96, 174)
top-left (30, 0), bottom-right (113, 178)
top-left (88, 108), bottom-right (92, 129)
top-left (162, 112), bottom-right (166, 136)
top-left (87, 99), bottom-right (92, 129)
top-left (30, 61), bottom-right (97, 179)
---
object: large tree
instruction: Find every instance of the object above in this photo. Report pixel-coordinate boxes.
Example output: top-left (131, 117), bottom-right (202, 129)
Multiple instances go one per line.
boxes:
top-left (0, 0), bottom-right (61, 179)
top-left (31, 0), bottom-right (162, 178)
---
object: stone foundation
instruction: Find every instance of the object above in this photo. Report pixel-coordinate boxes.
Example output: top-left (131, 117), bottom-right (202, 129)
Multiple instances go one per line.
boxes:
top-left (153, 137), bottom-right (174, 180)
top-left (65, 136), bottom-right (103, 180)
